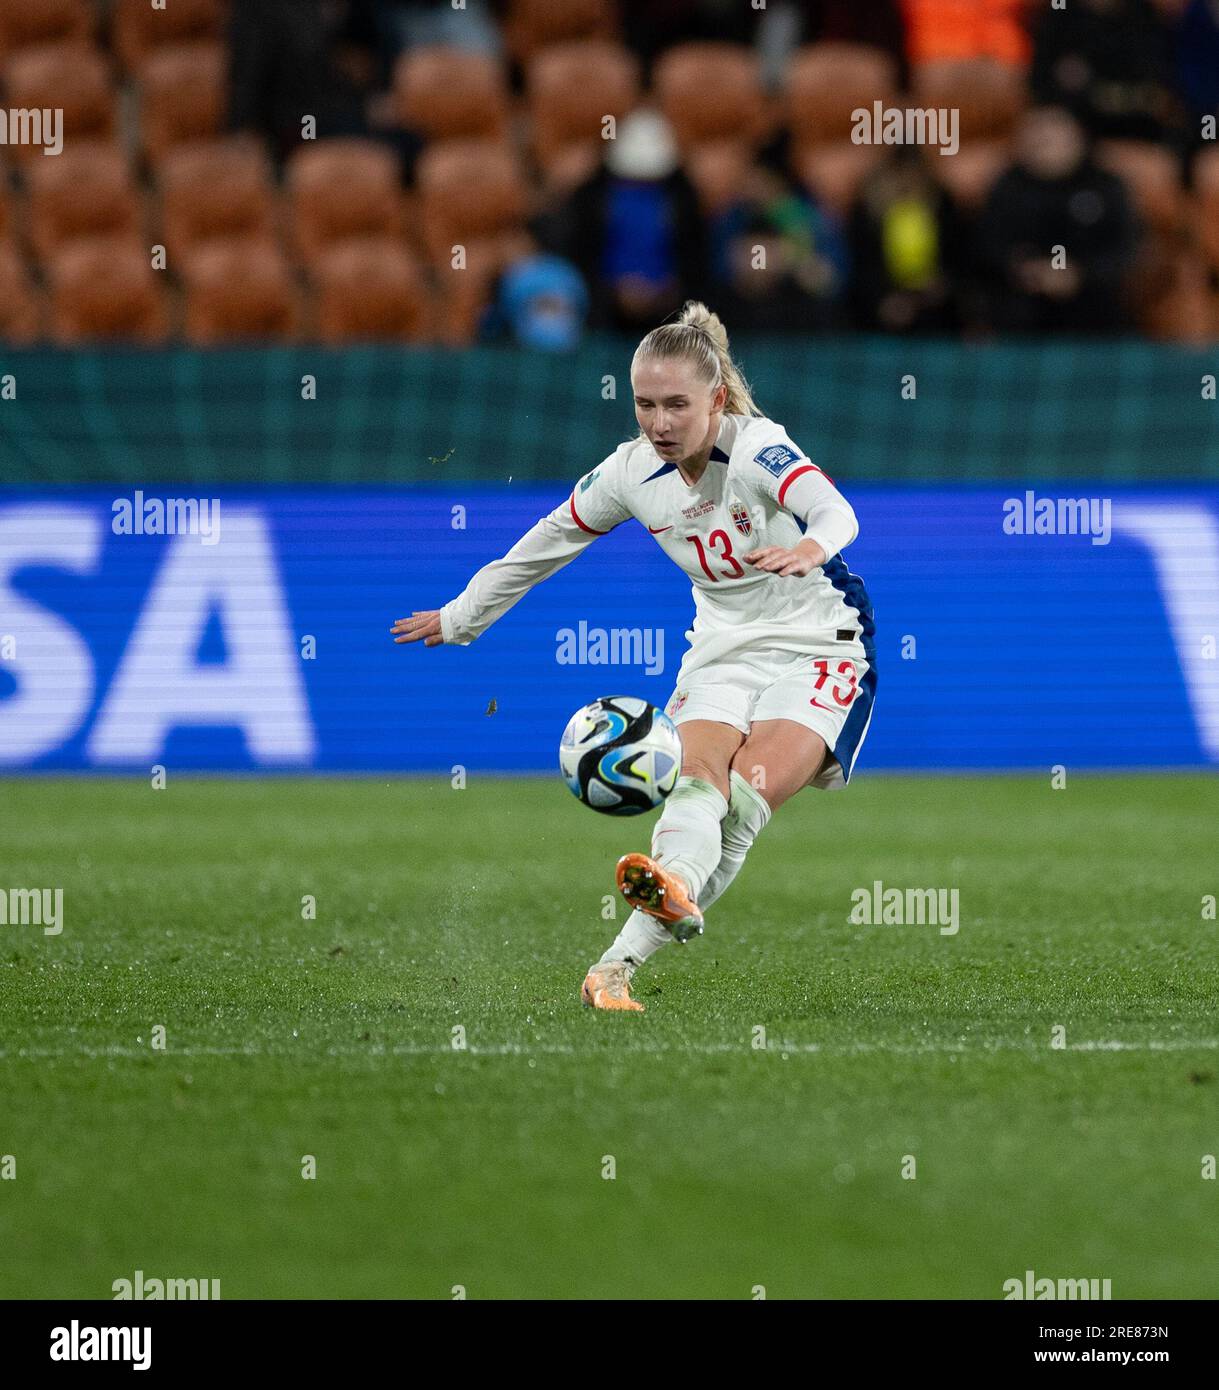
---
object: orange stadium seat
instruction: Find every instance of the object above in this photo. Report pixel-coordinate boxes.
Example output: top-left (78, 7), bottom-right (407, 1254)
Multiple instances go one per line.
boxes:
top-left (286, 139), bottom-right (403, 265)
top-left (792, 141), bottom-right (885, 216)
top-left (47, 238), bottom-right (170, 345)
top-left (1, 45), bottom-right (116, 164)
top-left (0, 240), bottom-right (42, 342)
top-left (113, 0), bottom-right (227, 72)
top-left (504, 0), bottom-right (617, 64)
top-left (1194, 147), bottom-right (1219, 270)
top-left (25, 141), bottom-right (143, 261)
top-left (684, 141), bottom-right (756, 215)
top-left (913, 59), bottom-right (1025, 209)
top-left (785, 43), bottom-right (900, 145)
top-left (138, 42), bottom-right (227, 165)
top-left (416, 140), bottom-right (529, 265)
top-left (1096, 140), bottom-right (1186, 234)
top-left (654, 43), bottom-right (767, 149)
top-left (310, 239), bottom-right (432, 344)
top-left (527, 41), bottom-right (641, 187)
top-left (395, 47), bottom-right (510, 142)
top-left (912, 58), bottom-right (1025, 139)
top-left (434, 232), bottom-right (536, 347)
top-left (180, 238), bottom-right (299, 343)
top-left (0, 0), bottom-right (92, 60)
top-left (1132, 233), bottom-right (1217, 344)
top-left (158, 138), bottom-right (277, 258)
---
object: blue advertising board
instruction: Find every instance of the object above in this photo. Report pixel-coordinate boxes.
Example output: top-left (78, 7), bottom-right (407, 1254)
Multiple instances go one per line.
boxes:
top-left (1, 486), bottom-right (1216, 773)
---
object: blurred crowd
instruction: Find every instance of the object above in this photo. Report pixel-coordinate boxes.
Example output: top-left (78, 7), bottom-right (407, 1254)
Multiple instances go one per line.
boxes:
top-left (2, 0), bottom-right (1219, 346)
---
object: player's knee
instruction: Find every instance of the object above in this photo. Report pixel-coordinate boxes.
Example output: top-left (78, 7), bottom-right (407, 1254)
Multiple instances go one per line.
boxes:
top-left (726, 769), bottom-right (773, 841)
top-left (669, 761), bottom-right (728, 806)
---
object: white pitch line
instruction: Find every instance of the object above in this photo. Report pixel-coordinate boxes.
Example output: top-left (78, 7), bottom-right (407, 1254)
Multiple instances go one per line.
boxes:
top-left (1, 1038), bottom-right (1217, 1061)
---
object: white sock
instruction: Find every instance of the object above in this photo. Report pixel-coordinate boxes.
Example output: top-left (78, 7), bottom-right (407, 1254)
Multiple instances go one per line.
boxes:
top-left (649, 774), bottom-right (729, 901)
top-left (698, 770), bottom-right (772, 912)
top-left (598, 908), bottom-right (672, 969)
top-left (596, 776), bottom-right (731, 970)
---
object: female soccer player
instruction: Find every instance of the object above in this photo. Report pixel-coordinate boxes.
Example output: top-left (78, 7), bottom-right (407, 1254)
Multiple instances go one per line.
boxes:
top-left (392, 302), bottom-right (875, 1012)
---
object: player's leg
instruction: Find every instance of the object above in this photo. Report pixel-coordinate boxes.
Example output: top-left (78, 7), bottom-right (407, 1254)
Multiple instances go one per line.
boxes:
top-left (584, 719), bottom-right (742, 1010)
top-left (695, 721), bottom-right (829, 913)
top-left (643, 716), bottom-right (742, 888)
top-left (700, 650), bottom-right (876, 911)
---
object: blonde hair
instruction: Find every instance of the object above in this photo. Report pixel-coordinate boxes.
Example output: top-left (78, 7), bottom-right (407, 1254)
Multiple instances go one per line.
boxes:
top-left (632, 301), bottom-right (762, 417)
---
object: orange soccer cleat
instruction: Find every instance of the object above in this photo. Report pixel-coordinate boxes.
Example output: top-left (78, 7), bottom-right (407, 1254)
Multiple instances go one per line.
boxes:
top-left (615, 852), bottom-right (704, 943)
top-left (581, 960), bottom-right (644, 1012)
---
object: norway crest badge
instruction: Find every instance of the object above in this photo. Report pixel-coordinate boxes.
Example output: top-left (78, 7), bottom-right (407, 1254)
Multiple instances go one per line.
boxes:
top-left (730, 500), bottom-right (752, 537)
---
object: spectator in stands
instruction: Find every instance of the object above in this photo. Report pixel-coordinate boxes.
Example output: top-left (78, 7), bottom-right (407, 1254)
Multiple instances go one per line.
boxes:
top-left (532, 110), bottom-right (709, 334)
top-left (900, 0), bottom-right (1031, 69)
top-left (975, 105), bottom-right (1140, 334)
top-left (483, 254), bottom-right (590, 351)
top-left (1030, 0), bottom-right (1187, 146)
top-left (617, 1), bottom-right (762, 78)
top-left (367, 0), bottom-right (502, 73)
top-left (849, 151), bottom-right (964, 334)
top-left (228, 0), bottom-right (421, 176)
top-left (709, 167), bottom-right (850, 332)
top-left (755, 0), bottom-right (907, 90)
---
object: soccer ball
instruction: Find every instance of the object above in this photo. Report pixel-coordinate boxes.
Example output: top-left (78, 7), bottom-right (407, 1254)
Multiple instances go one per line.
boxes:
top-left (559, 696), bottom-right (683, 815)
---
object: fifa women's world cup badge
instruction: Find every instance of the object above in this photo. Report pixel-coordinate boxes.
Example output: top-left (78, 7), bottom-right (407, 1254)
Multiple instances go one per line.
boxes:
top-left (730, 500), bottom-right (752, 537)
top-left (666, 690), bottom-right (689, 718)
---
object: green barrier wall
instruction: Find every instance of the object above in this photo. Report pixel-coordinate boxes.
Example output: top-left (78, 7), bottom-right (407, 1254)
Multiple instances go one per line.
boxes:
top-left (1, 336), bottom-right (1216, 484)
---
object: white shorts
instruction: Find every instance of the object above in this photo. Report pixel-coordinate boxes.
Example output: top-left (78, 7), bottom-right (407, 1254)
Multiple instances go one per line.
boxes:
top-left (662, 636), bottom-right (876, 790)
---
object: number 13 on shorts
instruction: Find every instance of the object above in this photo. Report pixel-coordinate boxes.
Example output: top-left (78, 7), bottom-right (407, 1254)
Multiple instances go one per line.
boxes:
top-left (812, 658), bottom-right (858, 708)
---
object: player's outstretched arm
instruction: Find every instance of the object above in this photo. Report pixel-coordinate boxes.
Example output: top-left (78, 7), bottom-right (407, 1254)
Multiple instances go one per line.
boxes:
top-left (390, 461), bottom-right (629, 650)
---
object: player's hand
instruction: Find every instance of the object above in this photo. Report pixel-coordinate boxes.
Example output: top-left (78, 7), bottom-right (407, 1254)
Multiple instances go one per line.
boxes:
top-left (391, 610), bottom-right (444, 646)
top-left (742, 540), bottom-right (826, 577)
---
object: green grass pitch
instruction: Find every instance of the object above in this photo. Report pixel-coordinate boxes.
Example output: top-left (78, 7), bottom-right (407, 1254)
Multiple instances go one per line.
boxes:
top-left (1, 773), bottom-right (1215, 1300)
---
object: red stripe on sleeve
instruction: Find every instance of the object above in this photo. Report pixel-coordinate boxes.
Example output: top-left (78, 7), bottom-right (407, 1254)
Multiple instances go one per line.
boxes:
top-left (776, 463), bottom-right (831, 507)
top-left (569, 493), bottom-right (607, 535)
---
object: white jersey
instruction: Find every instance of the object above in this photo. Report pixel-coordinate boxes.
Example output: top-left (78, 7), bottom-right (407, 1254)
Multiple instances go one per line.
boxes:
top-left (439, 412), bottom-right (874, 677)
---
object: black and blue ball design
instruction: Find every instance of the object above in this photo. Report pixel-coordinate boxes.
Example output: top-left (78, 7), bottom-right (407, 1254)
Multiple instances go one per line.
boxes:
top-left (558, 695), bottom-right (683, 815)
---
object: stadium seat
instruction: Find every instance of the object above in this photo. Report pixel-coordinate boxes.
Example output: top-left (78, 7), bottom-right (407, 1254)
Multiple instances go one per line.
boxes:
top-left (1131, 233), bottom-right (1216, 344)
top-left (285, 139), bottom-right (403, 266)
top-left (654, 43), bottom-right (767, 150)
top-left (1096, 140), bottom-right (1186, 234)
top-left (527, 41), bottom-right (640, 187)
top-left (180, 237), bottom-right (299, 343)
top-left (911, 58), bottom-right (1025, 143)
top-left (0, 0), bottom-right (92, 60)
top-left (113, 0), bottom-right (226, 72)
top-left (1193, 147), bottom-right (1219, 270)
top-left (433, 232), bottom-right (536, 346)
top-left (158, 138), bottom-right (277, 259)
top-left (1, 45), bottom-right (116, 164)
top-left (416, 140), bottom-right (529, 265)
top-left (25, 141), bottom-right (143, 261)
top-left (684, 140), bottom-right (755, 215)
top-left (920, 139), bottom-right (1009, 210)
top-left (792, 141), bottom-right (885, 216)
top-left (395, 47), bottom-right (510, 142)
top-left (503, 0), bottom-right (616, 64)
top-left (0, 240), bottom-right (42, 342)
top-left (47, 238), bottom-right (170, 345)
top-left (785, 43), bottom-right (900, 145)
top-left (138, 42), bottom-right (227, 165)
top-left (310, 239), bottom-right (432, 344)
top-left (910, 59), bottom-right (1024, 209)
